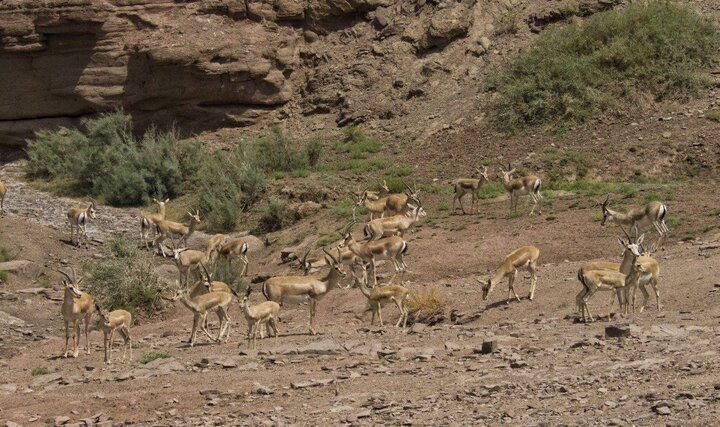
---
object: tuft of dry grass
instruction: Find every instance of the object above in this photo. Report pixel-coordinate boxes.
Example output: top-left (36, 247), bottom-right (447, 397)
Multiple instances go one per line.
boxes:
top-left (407, 287), bottom-right (447, 324)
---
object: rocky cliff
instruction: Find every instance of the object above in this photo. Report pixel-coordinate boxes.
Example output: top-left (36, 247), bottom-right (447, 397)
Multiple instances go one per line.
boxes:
top-left (0, 0), bottom-right (626, 146)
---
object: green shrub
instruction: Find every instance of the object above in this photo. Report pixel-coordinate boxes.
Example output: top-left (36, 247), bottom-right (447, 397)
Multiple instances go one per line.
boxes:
top-left (305, 137), bottom-right (323, 167)
top-left (477, 182), bottom-right (505, 199)
top-left (706, 110), bottom-right (720, 122)
top-left (385, 165), bottom-right (413, 178)
top-left (31, 367), bottom-right (49, 376)
top-left (251, 124), bottom-right (309, 172)
top-left (369, 177), bottom-right (406, 194)
top-left (258, 199), bottom-right (291, 232)
top-left (438, 203), bottom-right (449, 211)
top-left (489, 2), bottom-right (719, 130)
top-left (333, 125), bottom-right (383, 159)
top-left (331, 200), bottom-right (361, 219)
top-left (26, 111), bottom-right (189, 206)
top-left (316, 232), bottom-right (341, 248)
top-left (83, 238), bottom-right (162, 313)
top-left (0, 271), bottom-right (7, 283)
top-left (138, 350), bottom-right (170, 365)
top-left (0, 247), bottom-right (14, 262)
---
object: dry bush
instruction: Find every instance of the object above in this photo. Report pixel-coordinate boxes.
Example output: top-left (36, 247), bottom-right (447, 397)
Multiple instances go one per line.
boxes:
top-left (407, 287), bottom-right (447, 325)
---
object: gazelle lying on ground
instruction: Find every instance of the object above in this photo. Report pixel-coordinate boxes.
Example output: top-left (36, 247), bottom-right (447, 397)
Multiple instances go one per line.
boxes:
top-left (153, 210), bottom-right (201, 257)
top-left (140, 198), bottom-right (169, 250)
top-left (67, 198), bottom-right (98, 246)
top-left (342, 224), bottom-right (409, 287)
top-left (262, 248), bottom-right (346, 335)
top-left (452, 166), bottom-right (490, 214)
top-left (59, 268), bottom-right (94, 358)
top-left (240, 288), bottom-right (280, 348)
top-left (170, 271), bottom-right (234, 346)
top-left (601, 196), bottom-right (669, 251)
top-left (500, 164), bottom-right (543, 216)
top-left (479, 245), bottom-right (540, 304)
top-left (95, 304), bottom-right (132, 364)
top-left (351, 268), bottom-right (409, 327)
top-left (214, 238), bottom-right (249, 276)
top-left (0, 180), bottom-right (6, 216)
top-left (363, 204), bottom-right (427, 241)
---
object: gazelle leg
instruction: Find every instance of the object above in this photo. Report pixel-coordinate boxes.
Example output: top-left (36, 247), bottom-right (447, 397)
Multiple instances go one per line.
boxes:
top-left (108, 329), bottom-right (115, 363)
top-left (309, 299), bottom-right (317, 335)
top-left (637, 282), bottom-right (650, 313)
top-left (64, 321), bottom-right (71, 357)
top-left (377, 303), bottom-right (384, 327)
top-left (582, 288), bottom-right (598, 322)
top-left (508, 271), bottom-right (521, 303)
top-left (393, 298), bottom-right (404, 327)
top-left (189, 314), bottom-right (199, 346)
top-left (74, 320), bottom-right (81, 357)
top-left (269, 318), bottom-right (278, 345)
top-left (528, 262), bottom-right (537, 301)
top-left (199, 313), bottom-right (215, 341)
top-left (103, 330), bottom-right (109, 364)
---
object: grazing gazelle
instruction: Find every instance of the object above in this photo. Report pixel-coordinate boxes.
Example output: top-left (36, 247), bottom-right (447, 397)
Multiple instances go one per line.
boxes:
top-left (600, 196), bottom-right (669, 250)
top-left (363, 204), bottom-right (427, 241)
top-left (140, 198), bottom-right (170, 250)
top-left (59, 268), bottom-right (94, 358)
top-left (240, 288), bottom-right (280, 349)
top-left (153, 210), bottom-right (201, 257)
top-left (479, 245), bottom-right (540, 304)
top-left (0, 180), bottom-right (6, 216)
top-left (215, 238), bottom-right (249, 276)
top-left (95, 304), bottom-right (132, 364)
top-left (262, 248), bottom-right (347, 335)
top-left (67, 198), bottom-right (98, 246)
top-left (500, 164), bottom-right (543, 215)
top-left (452, 166), bottom-right (490, 214)
top-left (351, 268), bottom-right (409, 328)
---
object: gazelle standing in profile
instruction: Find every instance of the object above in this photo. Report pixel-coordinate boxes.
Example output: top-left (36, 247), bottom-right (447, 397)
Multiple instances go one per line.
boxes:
top-left (262, 248), bottom-right (347, 335)
top-left (0, 180), bottom-right (6, 216)
top-left (600, 196), bottom-right (669, 251)
top-left (363, 204), bottom-right (427, 241)
top-left (479, 245), bottom-right (540, 304)
top-left (452, 166), bottom-right (490, 214)
top-left (95, 304), bottom-right (132, 364)
top-left (173, 247), bottom-right (210, 287)
top-left (59, 268), bottom-right (94, 358)
top-left (170, 276), bottom-right (234, 347)
top-left (351, 268), bottom-right (409, 328)
top-left (341, 223), bottom-right (409, 287)
top-left (140, 198), bottom-right (170, 250)
top-left (67, 198), bottom-right (98, 246)
top-left (383, 181), bottom-right (421, 216)
top-left (500, 164), bottom-right (543, 216)
top-left (355, 190), bottom-right (390, 220)
top-left (240, 288), bottom-right (280, 349)
top-left (153, 210), bottom-right (201, 257)
top-left (215, 238), bottom-right (249, 276)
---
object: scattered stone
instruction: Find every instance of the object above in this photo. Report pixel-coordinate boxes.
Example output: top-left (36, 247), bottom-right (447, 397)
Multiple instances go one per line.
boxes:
top-left (54, 415), bottom-right (70, 426)
top-left (214, 358), bottom-right (238, 369)
top-left (29, 372), bottom-right (62, 389)
top-left (476, 340), bottom-right (498, 354)
top-left (408, 322), bottom-right (427, 334)
top-left (253, 382), bottom-right (275, 395)
top-left (297, 340), bottom-right (345, 355)
top-left (355, 409), bottom-right (371, 419)
top-left (653, 405), bottom-right (671, 415)
top-left (0, 260), bottom-right (42, 279)
top-left (605, 324), bottom-right (632, 338)
top-left (662, 132), bottom-right (671, 139)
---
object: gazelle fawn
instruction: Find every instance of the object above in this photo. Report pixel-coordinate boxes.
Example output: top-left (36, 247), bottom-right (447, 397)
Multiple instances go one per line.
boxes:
top-left (480, 246), bottom-right (540, 304)
top-left (240, 289), bottom-right (280, 348)
top-left (452, 166), bottom-right (490, 214)
top-left (500, 164), bottom-right (543, 216)
top-left (95, 304), bottom-right (132, 364)
top-left (67, 198), bottom-right (98, 246)
top-left (352, 268), bottom-right (409, 328)
top-left (59, 268), bottom-right (94, 358)
top-left (140, 198), bottom-right (170, 250)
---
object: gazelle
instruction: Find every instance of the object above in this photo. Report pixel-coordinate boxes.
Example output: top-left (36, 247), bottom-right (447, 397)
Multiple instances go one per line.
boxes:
top-left (341, 225), bottom-right (409, 287)
top-left (0, 180), bottom-right (6, 216)
top-left (600, 196), bottom-right (669, 251)
top-left (363, 204), bottom-right (427, 241)
top-left (215, 238), bottom-right (249, 276)
top-left (262, 248), bottom-right (347, 335)
top-left (59, 268), bottom-right (94, 358)
top-left (171, 282), bottom-right (234, 347)
top-left (67, 198), bottom-right (98, 246)
top-left (153, 210), bottom-right (201, 257)
top-left (383, 181), bottom-right (421, 216)
top-left (299, 247), bottom-right (361, 278)
top-left (240, 288), bottom-right (280, 348)
top-left (95, 304), bottom-right (132, 364)
top-left (452, 166), bottom-right (490, 214)
top-left (206, 234), bottom-right (227, 265)
top-left (173, 247), bottom-right (210, 287)
top-left (355, 190), bottom-right (390, 220)
top-left (479, 245), bottom-right (540, 304)
top-left (500, 164), bottom-right (543, 215)
top-left (140, 198), bottom-right (170, 250)
top-left (351, 269), bottom-right (409, 327)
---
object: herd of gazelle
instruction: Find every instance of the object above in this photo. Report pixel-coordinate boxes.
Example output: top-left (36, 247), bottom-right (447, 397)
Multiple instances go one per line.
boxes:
top-left (4, 162), bottom-right (671, 361)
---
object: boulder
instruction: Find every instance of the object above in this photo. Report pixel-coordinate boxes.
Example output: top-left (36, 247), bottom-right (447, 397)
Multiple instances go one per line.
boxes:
top-left (420, 5), bottom-right (473, 50)
top-left (0, 260), bottom-right (43, 280)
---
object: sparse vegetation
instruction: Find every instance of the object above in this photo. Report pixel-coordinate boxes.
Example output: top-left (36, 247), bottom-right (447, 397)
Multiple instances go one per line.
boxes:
top-left (138, 350), bottom-right (170, 365)
top-left (258, 199), bottom-right (292, 232)
top-left (0, 246), bottom-right (14, 262)
top-left (31, 366), bottom-right (49, 376)
top-left (316, 232), bottom-right (341, 248)
top-left (332, 200), bottom-right (361, 219)
top-left (0, 271), bottom-right (8, 283)
top-left (477, 182), bottom-right (505, 199)
top-left (407, 287), bottom-right (447, 324)
top-left (437, 202), bottom-right (449, 211)
top-left (706, 110), bottom-right (720, 122)
top-left (489, 2), bottom-right (719, 130)
top-left (83, 238), bottom-right (162, 314)
top-left (332, 125), bottom-right (383, 159)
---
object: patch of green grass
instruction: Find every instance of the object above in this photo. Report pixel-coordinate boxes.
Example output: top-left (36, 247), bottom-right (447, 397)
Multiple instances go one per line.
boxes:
top-left (710, 208), bottom-right (720, 217)
top-left (488, 2), bottom-right (719, 130)
top-left (316, 232), bottom-right (341, 248)
top-left (31, 367), bottom-right (49, 376)
top-left (332, 125), bottom-right (383, 159)
top-left (369, 177), bottom-right (406, 194)
top-left (0, 247), bottom-right (14, 262)
top-left (385, 165), bottom-right (413, 178)
top-left (419, 183), bottom-right (453, 195)
top-left (507, 211), bottom-right (523, 219)
top-left (0, 271), bottom-right (8, 282)
top-left (138, 350), bottom-right (170, 365)
top-left (437, 203), bottom-right (450, 211)
top-left (258, 199), bottom-right (292, 232)
top-left (477, 182), bottom-right (505, 199)
top-left (318, 158), bottom-right (388, 175)
top-left (705, 110), bottom-right (720, 122)
top-left (332, 200), bottom-right (363, 219)
top-left (39, 278), bottom-right (51, 289)
top-left (592, 214), bottom-right (603, 222)
top-left (291, 168), bottom-right (310, 178)
top-left (666, 217), bottom-right (683, 227)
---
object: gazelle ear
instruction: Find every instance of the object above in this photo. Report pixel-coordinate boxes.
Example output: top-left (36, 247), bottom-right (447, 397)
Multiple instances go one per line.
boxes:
top-left (165, 198), bottom-right (170, 203)
top-left (153, 198), bottom-right (159, 203)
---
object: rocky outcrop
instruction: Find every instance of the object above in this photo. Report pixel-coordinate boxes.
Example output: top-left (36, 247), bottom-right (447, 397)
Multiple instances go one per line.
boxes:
top-left (0, 0), bottom-right (387, 145)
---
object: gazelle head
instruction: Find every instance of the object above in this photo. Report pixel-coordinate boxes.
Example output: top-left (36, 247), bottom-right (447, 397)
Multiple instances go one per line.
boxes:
top-left (477, 276), bottom-right (494, 301)
top-left (405, 203), bottom-right (427, 219)
top-left (153, 197), bottom-right (170, 209)
top-left (600, 195), bottom-right (612, 226)
top-left (403, 181), bottom-right (421, 205)
top-left (618, 226), bottom-right (645, 257)
top-left (87, 198), bottom-right (98, 219)
top-left (95, 303), bottom-right (110, 319)
top-left (239, 287), bottom-right (252, 306)
top-left (187, 209), bottom-right (201, 223)
top-left (499, 163), bottom-right (516, 182)
top-left (199, 263), bottom-right (213, 288)
top-left (475, 166), bottom-right (490, 182)
top-left (323, 247), bottom-right (347, 278)
top-left (59, 268), bottom-right (84, 297)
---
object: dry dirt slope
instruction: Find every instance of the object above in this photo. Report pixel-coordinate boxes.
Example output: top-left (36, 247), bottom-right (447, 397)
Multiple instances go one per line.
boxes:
top-left (1, 171), bottom-right (720, 425)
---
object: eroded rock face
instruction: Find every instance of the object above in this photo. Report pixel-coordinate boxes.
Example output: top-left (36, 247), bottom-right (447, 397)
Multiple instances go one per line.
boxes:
top-left (0, 0), bottom-right (385, 145)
